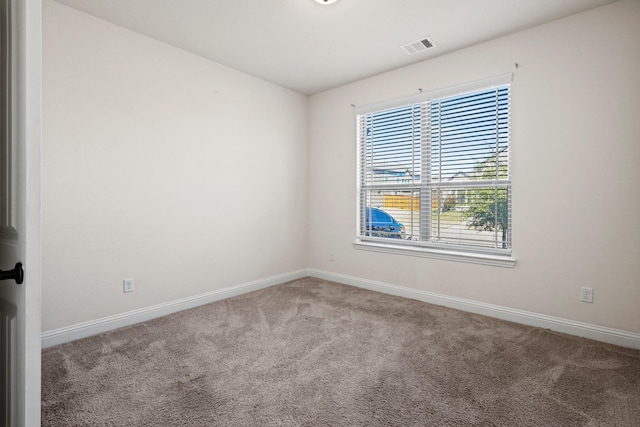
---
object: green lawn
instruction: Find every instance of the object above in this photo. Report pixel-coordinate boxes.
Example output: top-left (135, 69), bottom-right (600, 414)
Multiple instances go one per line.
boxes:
top-left (433, 209), bottom-right (466, 226)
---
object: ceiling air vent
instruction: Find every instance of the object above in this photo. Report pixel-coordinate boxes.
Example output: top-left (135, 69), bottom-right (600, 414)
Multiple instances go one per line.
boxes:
top-left (401, 37), bottom-right (435, 55)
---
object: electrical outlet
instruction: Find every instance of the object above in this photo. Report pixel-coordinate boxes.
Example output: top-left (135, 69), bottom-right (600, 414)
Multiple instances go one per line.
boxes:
top-left (329, 251), bottom-right (335, 261)
top-left (580, 287), bottom-right (593, 303)
top-left (123, 278), bottom-right (135, 293)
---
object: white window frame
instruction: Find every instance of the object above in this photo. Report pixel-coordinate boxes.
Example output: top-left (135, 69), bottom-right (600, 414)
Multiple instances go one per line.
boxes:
top-left (354, 74), bottom-right (516, 268)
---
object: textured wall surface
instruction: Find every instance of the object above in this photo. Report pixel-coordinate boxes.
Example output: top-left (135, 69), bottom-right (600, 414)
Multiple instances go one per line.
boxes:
top-left (308, 0), bottom-right (640, 333)
top-left (42, 0), bottom-right (308, 330)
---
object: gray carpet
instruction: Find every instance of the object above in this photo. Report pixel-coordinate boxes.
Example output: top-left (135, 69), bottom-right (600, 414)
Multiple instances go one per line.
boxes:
top-left (42, 277), bottom-right (640, 426)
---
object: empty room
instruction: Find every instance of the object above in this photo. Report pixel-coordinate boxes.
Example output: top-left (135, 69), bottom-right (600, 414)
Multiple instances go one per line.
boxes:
top-left (2, 0), bottom-right (639, 425)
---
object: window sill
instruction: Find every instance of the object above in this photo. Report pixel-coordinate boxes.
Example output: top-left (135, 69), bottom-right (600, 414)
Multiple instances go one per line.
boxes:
top-left (353, 240), bottom-right (517, 268)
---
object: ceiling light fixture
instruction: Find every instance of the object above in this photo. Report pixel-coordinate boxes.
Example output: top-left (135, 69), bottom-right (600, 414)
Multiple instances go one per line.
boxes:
top-left (314, 0), bottom-right (338, 5)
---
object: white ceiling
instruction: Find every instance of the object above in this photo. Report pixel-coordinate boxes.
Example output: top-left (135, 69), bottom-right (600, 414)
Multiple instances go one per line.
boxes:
top-left (53, 0), bottom-right (618, 95)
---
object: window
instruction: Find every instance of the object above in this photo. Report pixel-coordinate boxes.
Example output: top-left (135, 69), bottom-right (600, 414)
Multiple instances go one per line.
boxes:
top-left (355, 75), bottom-right (514, 265)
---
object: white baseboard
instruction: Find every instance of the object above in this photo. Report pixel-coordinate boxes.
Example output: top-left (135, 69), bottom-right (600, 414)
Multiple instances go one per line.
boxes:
top-left (308, 269), bottom-right (640, 350)
top-left (41, 269), bottom-right (308, 348)
top-left (42, 268), bottom-right (640, 351)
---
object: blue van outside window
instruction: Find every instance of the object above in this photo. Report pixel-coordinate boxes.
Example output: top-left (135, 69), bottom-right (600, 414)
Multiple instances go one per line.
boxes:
top-left (365, 207), bottom-right (405, 239)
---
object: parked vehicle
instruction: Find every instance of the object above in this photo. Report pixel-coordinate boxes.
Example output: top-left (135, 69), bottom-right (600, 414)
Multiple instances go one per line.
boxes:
top-left (365, 207), bottom-right (405, 239)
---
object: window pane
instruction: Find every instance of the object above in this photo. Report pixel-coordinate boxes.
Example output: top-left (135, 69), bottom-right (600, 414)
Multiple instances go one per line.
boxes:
top-left (431, 187), bottom-right (510, 249)
top-left (430, 87), bottom-right (509, 183)
top-left (357, 80), bottom-right (511, 255)
top-left (362, 104), bottom-right (422, 186)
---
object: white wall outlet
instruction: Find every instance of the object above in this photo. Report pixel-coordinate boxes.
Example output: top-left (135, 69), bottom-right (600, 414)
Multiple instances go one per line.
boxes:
top-left (123, 278), bottom-right (135, 293)
top-left (580, 287), bottom-right (593, 303)
top-left (329, 251), bottom-right (335, 261)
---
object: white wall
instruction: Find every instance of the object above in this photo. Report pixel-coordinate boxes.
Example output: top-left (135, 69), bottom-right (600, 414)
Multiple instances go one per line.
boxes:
top-left (42, 0), bottom-right (308, 331)
top-left (309, 0), bottom-right (640, 333)
top-left (42, 0), bottom-right (640, 338)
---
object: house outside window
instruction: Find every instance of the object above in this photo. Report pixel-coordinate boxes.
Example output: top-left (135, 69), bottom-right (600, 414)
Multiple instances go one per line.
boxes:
top-left (355, 74), bottom-right (515, 266)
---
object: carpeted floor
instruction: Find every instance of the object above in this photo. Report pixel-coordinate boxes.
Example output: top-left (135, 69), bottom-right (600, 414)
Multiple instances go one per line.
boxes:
top-left (42, 277), bottom-right (640, 426)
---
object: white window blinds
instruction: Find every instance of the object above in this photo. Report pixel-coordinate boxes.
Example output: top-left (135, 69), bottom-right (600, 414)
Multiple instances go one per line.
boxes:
top-left (357, 75), bottom-right (512, 255)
